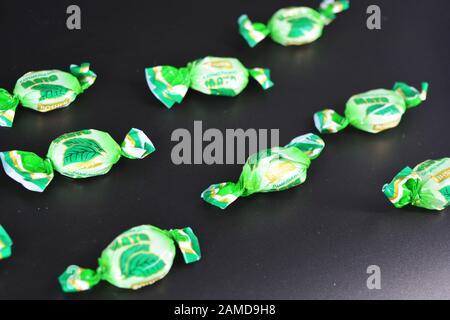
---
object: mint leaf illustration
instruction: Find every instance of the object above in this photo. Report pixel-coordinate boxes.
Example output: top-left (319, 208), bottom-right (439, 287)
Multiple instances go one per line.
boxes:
top-left (120, 245), bottom-right (165, 278)
top-left (366, 104), bottom-right (400, 116)
top-left (32, 84), bottom-right (70, 101)
top-left (287, 17), bottom-right (315, 37)
top-left (210, 88), bottom-right (236, 96)
top-left (63, 138), bottom-right (105, 166)
top-left (439, 186), bottom-right (450, 201)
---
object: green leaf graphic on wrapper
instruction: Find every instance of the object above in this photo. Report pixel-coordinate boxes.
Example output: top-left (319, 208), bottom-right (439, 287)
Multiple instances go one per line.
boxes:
top-left (210, 88), bottom-right (236, 96)
top-left (32, 84), bottom-right (70, 101)
top-left (366, 104), bottom-right (400, 116)
top-left (63, 138), bottom-right (105, 166)
top-left (287, 17), bottom-right (315, 37)
top-left (120, 245), bottom-right (165, 278)
top-left (439, 186), bottom-right (450, 202)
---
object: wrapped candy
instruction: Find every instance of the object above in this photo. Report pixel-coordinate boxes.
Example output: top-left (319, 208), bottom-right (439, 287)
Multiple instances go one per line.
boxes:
top-left (202, 133), bottom-right (325, 209)
top-left (145, 56), bottom-right (273, 109)
top-left (59, 225), bottom-right (201, 292)
top-left (314, 82), bottom-right (429, 134)
top-left (0, 128), bottom-right (154, 192)
top-left (0, 63), bottom-right (96, 127)
top-left (0, 225), bottom-right (12, 260)
top-left (383, 158), bottom-right (450, 211)
top-left (238, 0), bottom-right (349, 47)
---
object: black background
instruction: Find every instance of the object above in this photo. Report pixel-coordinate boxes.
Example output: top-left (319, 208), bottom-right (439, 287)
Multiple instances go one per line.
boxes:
top-left (0, 0), bottom-right (449, 300)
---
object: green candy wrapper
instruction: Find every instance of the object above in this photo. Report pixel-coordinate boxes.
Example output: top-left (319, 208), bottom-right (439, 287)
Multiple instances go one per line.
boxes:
top-left (59, 225), bottom-right (201, 292)
top-left (201, 133), bottom-right (325, 209)
top-left (145, 56), bottom-right (274, 109)
top-left (238, 0), bottom-right (349, 47)
top-left (314, 82), bottom-right (429, 134)
top-left (0, 63), bottom-right (96, 127)
top-left (0, 225), bottom-right (12, 260)
top-left (0, 128), bottom-right (155, 192)
top-left (383, 158), bottom-right (450, 211)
